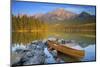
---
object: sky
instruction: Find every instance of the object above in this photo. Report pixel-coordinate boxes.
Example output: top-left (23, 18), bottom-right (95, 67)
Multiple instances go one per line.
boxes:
top-left (12, 1), bottom-right (96, 16)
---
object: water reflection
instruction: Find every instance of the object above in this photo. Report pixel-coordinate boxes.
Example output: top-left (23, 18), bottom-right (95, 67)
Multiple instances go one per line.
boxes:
top-left (82, 45), bottom-right (96, 61)
top-left (12, 31), bottom-right (96, 63)
top-left (12, 31), bottom-right (95, 47)
top-left (12, 31), bottom-right (48, 45)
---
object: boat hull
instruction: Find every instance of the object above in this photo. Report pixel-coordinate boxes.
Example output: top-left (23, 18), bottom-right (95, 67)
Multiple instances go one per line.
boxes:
top-left (47, 40), bottom-right (85, 59)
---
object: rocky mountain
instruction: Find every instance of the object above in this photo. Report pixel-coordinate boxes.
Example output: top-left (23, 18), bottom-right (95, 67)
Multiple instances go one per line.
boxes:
top-left (78, 12), bottom-right (91, 17)
top-left (34, 8), bottom-right (77, 22)
top-left (60, 11), bottom-right (96, 24)
top-left (76, 12), bottom-right (95, 19)
top-left (73, 11), bottom-right (96, 23)
top-left (32, 8), bottom-right (95, 23)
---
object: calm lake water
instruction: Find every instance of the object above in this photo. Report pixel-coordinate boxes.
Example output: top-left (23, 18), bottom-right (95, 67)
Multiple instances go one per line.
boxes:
top-left (12, 31), bottom-right (95, 47)
top-left (12, 31), bottom-right (96, 62)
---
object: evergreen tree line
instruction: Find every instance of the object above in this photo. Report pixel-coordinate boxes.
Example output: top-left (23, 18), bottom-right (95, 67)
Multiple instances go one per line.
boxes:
top-left (12, 15), bottom-right (46, 32)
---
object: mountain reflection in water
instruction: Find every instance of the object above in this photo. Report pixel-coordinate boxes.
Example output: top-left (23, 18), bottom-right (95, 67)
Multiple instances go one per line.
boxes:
top-left (12, 31), bottom-right (95, 47)
top-left (12, 30), bottom-right (96, 63)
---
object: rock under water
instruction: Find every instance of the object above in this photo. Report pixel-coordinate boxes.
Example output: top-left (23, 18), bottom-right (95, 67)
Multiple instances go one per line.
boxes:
top-left (44, 48), bottom-right (56, 64)
top-left (11, 39), bottom-right (96, 66)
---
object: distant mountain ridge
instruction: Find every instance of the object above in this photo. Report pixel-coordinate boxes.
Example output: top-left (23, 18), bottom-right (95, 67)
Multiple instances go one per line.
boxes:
top-left (17, 8), bottom-right (95, 23)
top-left (33, 8), bottom-right (77, 22)
top-left (32, 8), bottom-right (95, 23)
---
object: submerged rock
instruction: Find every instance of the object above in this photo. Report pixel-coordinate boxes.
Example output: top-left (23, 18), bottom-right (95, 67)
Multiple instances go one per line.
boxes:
top-left (44, 48), bottom-right (56, 64)
top-left (50, 50), bottom-right (57, 58)
top-left (12, 39), bottom-right (73, 65)
top-left (11, 51), bottom-right (25, 65)
top-left (13, 40), bottom-right (46, 65)
top-left (23, 51), bottom-right (45, 65)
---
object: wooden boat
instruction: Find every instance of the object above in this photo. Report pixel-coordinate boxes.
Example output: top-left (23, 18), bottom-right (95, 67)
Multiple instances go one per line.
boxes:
top-left (47, 40), bottom-right (85, 59)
